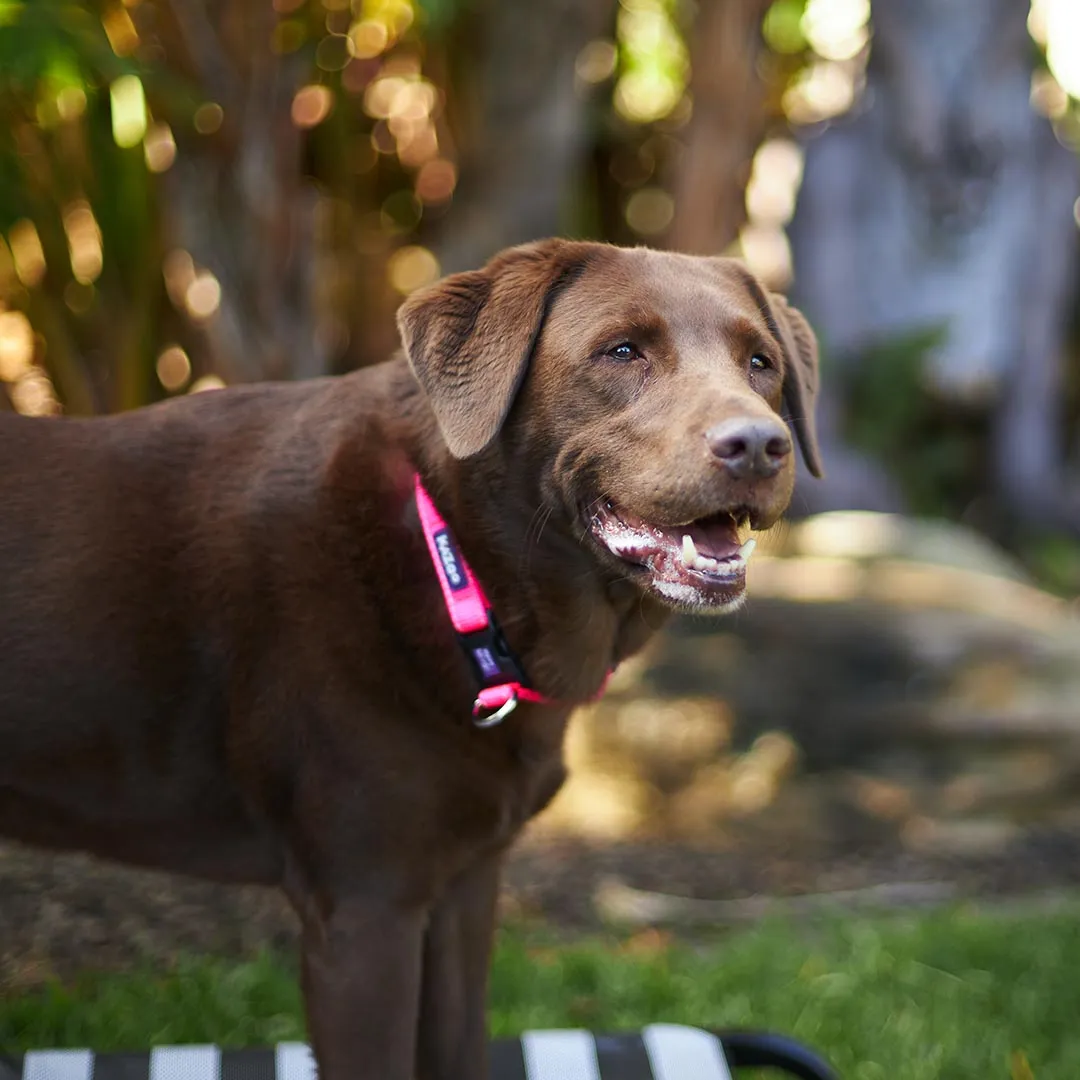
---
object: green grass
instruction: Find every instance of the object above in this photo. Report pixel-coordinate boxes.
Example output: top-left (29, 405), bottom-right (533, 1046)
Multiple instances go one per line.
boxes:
top-left (4, 905), bottom-right (1080, 1078)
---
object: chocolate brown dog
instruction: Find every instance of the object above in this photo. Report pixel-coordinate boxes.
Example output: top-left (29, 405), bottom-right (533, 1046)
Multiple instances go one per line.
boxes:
top-left (0, 240), bottom-right (821, 1079)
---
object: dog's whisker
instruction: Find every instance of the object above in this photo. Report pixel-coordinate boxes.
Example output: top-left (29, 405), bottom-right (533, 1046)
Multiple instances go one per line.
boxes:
top-left (531, 506), bottom-right (555, 549)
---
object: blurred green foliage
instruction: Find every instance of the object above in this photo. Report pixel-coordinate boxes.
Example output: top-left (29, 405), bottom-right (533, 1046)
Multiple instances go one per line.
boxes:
top-left (842, 326), bottom-right (981, 519)
top-left (0, 0), bottom-right (831, 418)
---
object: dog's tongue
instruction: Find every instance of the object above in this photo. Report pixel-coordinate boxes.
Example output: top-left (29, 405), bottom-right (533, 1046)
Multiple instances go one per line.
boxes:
top-left (680, 513), bottom-right (741, 561)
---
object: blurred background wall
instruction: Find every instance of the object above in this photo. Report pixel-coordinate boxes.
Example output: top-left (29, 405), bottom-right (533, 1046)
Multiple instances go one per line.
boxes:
top-left (3, 0), bottom-right (1080, 918)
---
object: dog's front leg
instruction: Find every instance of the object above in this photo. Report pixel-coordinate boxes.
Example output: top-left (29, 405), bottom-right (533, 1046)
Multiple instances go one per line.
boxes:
top-left (293, 889), bottom-right (427, 1080)
top-left (415, 851), bottom-right (504, 1080)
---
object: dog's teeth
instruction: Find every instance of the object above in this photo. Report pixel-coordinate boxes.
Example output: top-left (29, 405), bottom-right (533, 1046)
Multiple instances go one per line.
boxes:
top-left (681, 534), bottom-right (697, 568)
top-left (738, 537), bottom-right (757, 561)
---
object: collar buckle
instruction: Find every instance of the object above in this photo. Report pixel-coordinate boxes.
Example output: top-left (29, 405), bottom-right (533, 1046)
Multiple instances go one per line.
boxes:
top-left (458, 617), bottom-right (528, 690)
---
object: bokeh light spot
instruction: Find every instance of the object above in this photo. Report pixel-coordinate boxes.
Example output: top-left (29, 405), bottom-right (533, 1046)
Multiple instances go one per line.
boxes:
top-left (762, 0), bottom-right (807, 54)
top-left (0, 309), bottom-right (35, 382)
top-left (615, 71), bottom-right (680, 124)
top-left (63, 200), bottom-right (103, 285)
top-left (185, 272), bottom-right (222, 321)
top-left (738, 223), bottom-right (792, 289)
top-left (745, 138), bottom-right (804, 226)
top-left (292, 85), bottom-right (334, 128)
top-left (801, 0), bottom-right (869, 62)
top-left (614, 0), bottom-right (688, 124)
top-left (144, 121), bottom-right (177, 173)
top-left (110, 75), bottom-right (147, 148)
top-left (349, 19), bottom-right (389, 59)
top-left (625, 187), bottom-right (674, 235)
top-left (156, 345), bottom-right (192, 391)
top-left (163, 249), bottom-right (196, 309)
top-left (9, 220), bottom-right (46, 288)
top-left (782, 60), bottom-right (857, 124)
top-left (388, 245), bottom-right (440, 294)
top-left (11, 369), bottom-right (59, 416)
top-left (364, 76), bottom-right (405, 119)
top-left (190, 374), bottom-right (227, 393)
top-left (576, 39), bottom-right (618, 84)
top-left (56, 86), bottom-right (87, 122)
top-left (370, 120), bottom-right (396, 155)
top-left (397, 124), bottom-right (438, 167)
top-left (64, 281), bottom-right (95, 314)
top-left (316, 34), bottom-right (351, 71)
top-left (102, 4), bottom-right (140, 56)
top-left (193, 103), bottom-right (225, 135)
top-left (1031, 69), bottom-right (1069, 119)
top-left (415, 158), bottom-right (456, 203)
top-left (1043, 0), bottom-right (1080, 97)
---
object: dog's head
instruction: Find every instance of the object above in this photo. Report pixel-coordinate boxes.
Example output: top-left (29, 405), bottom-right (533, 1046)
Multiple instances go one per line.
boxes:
top-left (398, 239), bottom-right (822, 614)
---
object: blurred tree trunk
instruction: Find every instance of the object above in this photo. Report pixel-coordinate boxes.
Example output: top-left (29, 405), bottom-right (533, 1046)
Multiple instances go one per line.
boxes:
top-left (788, 0), bottom-right (1080, 528)
top-left (434, 0), bottom-right (616, 274)
top-left (664, 0), bottom-right (772, 254)
top-left (151, 0), bottom-right (328, 383)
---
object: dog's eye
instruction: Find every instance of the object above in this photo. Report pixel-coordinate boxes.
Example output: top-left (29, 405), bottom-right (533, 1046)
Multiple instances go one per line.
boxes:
top-left (607, 343), bottom-right (642, 362)
top-left (749, 354), bottom-right (771, 371)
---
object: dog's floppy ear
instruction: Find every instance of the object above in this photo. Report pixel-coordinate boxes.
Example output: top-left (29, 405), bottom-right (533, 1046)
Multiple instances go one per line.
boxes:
top-left (397, 239), bottom-right (590, 459)
top-left (769, 293), bottom-right (824, 478)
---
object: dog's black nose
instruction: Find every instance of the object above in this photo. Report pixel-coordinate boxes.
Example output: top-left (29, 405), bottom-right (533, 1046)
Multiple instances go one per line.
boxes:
top-left (706, 418), bottom-right (792, 479)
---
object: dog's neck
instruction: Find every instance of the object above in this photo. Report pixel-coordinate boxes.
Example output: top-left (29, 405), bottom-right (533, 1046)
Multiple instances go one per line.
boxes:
top-left (390, 361), bottom-right (669, 704)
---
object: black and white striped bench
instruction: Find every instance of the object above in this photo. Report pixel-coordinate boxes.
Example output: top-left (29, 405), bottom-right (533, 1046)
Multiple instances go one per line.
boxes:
top-left (0, 1025), bottom-right (838, 1079)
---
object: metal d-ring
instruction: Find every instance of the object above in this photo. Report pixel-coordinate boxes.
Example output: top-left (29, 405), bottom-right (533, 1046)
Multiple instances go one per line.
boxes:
top-left (473, 691), bottom-right (518, 728)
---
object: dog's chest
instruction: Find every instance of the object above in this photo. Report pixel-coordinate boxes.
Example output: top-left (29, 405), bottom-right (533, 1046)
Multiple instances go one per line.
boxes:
top-left (411, 720), bottom-right (568, 862)
top-left (473, 721), bottom-right (569, 847)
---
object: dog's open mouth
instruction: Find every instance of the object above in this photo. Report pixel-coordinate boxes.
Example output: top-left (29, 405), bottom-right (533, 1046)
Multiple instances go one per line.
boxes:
top-left (587, 500), bottom-right (756, 611)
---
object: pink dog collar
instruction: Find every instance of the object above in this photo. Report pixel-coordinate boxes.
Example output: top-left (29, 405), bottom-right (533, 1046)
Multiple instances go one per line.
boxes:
top-left (415, 476), bottom-right (548, 725)
top-left (415, 476), bottom-right (608, 726)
